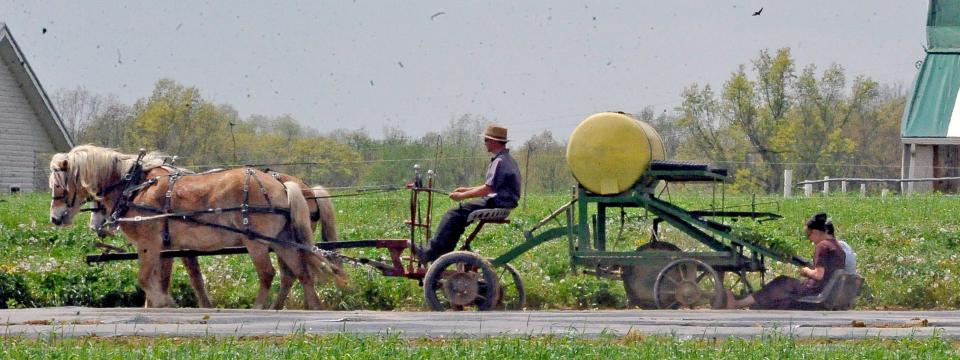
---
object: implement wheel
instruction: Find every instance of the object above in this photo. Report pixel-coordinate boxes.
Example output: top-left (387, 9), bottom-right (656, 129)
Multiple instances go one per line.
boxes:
top-left (653, 258), bottom-right (724, 309)
top-left (424, 251), bottom-right (500, 311)
top-left (622, 241), bottom-right (681, 309)
top-left (494, 263), bottom-right (525, 310)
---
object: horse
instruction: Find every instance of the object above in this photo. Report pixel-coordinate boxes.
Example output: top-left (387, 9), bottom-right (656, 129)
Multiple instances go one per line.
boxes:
top-left (89, 174), bottom-right (338, 309)
top-left (87, 164), bottom-right (214, 308)
top-left (50, 145), bottom-right (345, 309)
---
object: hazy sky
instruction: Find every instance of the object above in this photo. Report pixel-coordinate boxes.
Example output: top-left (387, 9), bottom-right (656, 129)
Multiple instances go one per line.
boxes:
top-left (2, 1), bottom-right (928, 142)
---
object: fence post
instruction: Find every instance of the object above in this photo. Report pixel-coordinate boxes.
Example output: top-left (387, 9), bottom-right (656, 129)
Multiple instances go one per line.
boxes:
top-left (804, 183), bottom-right (813, 197)
top-left (860, 183), bottom-right (866, 197)
top-left (841, 180), bottom-right (848, 194)
top-left (881, 188), bottom-right (890, 198)
top-left (823, 176), bottom-right (830, 195)
top-left (783, 169), bottom-right (793, 198)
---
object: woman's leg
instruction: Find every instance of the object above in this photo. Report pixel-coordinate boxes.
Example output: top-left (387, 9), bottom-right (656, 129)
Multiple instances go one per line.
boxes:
top-left (728, 275), bottom-right (803, 309)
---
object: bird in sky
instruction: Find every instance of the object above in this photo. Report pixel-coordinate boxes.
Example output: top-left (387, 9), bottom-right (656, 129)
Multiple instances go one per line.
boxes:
top-left (752, 7), bottom-right (763, 16)
top-left (430, 11), bottom-right (446, 20)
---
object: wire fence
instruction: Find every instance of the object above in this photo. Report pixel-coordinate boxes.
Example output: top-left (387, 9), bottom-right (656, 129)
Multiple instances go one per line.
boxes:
top-left (16, 151), bottom-right (927, 196)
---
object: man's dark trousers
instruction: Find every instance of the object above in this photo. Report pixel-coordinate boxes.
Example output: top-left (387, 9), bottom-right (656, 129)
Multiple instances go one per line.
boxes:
top-left (423, 199), bottom-right (489, 262)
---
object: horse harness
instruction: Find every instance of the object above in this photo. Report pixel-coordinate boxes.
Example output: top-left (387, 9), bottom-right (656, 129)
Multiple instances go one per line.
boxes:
top-left (97, 155), bottom-right (323, 255)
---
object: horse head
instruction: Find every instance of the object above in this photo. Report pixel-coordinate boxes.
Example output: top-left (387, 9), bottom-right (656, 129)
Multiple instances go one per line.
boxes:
top-left (88, 201), bottom-right (118, 238)
top-left (48, 153), bottom-right (89, 226)
top-left (49, 145), bottom-right (167, 227)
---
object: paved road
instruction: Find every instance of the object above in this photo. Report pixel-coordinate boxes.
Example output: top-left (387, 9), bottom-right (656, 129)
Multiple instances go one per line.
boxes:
top-left (1, 307), bottom-right (957, 339)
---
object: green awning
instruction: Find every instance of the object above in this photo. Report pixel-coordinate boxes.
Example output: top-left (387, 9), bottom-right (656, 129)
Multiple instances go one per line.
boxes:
top-left (902, 53), bottom-right (960, 137)
top-left (929, 0), bottom-right (960, 51)
top-left (902, 0), bottom-right (960, 139)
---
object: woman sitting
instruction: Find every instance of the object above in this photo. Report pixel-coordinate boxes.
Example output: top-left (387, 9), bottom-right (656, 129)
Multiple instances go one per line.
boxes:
top-left (827, 221), bottom-right (857, 275)
top-left (727, 213), bottom-right (846, 309)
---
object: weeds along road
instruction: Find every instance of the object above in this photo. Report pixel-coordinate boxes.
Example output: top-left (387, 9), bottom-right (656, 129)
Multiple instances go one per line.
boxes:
top-left (1, 307), bottom-right (958, 339)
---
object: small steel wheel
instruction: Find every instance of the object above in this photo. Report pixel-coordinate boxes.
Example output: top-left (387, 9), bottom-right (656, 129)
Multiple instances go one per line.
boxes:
top-left (622, 241), bottom-right (681, 309)
top-left (424, 251), bottom-right (500, 311)
top-left (721, 270), bottom-right (754, 299)
top-left (494, 263), bottom-right (525, 310)
top-left (653, 258), bottom-right (724, 309)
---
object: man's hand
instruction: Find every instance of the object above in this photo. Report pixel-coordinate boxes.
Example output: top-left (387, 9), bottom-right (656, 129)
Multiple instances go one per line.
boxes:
top-left (452, 187), bottom-right (469, 193)
top-left (449, 192), bottom-right (466, 201)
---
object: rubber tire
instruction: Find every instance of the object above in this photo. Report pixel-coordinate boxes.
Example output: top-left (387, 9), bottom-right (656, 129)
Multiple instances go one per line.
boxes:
top-left (495, 263), bottom-right (525, 310)
top-left (424, 251), bottom-right (500, 311)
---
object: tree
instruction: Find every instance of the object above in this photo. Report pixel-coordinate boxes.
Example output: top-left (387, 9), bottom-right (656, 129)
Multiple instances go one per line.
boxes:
top-left (53, 86), bottom-right (103, 141)
top-left (677, 48), bottom-right (891, 193)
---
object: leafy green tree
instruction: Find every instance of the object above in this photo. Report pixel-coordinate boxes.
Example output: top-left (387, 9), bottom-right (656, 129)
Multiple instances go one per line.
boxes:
top-left (676, 48), bottom-right (890, 193)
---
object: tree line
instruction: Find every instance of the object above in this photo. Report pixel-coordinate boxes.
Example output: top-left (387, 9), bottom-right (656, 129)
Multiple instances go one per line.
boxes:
top-left (54, 48), bottom-right (906, 194)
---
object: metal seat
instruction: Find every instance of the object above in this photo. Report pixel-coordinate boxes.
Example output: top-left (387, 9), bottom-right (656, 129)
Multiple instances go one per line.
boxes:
top-left (796, 270), bottom-right (864, 310)
top-left (466, 208), bottom-right (511, 223)
top-left (460, 208), bottom-right (512, 251)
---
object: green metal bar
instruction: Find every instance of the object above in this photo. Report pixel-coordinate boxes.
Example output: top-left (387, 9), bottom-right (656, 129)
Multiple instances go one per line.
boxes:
top-left (644, 198), bottom-right (730, 252)
top-left (644, 170), bottom-right (731, 182)
top-left (577, 188), bottom-right (591, 252)
top-left (571, 250), bottom-right (741, 266)
top-left (596, 204), bottom-right (606, 251)
top-left (566, 188), bottom-right (577, 274)
top-left (646, 196), bottom-right (810, 267)
top-left (491, 226), bottom-right (574, 266)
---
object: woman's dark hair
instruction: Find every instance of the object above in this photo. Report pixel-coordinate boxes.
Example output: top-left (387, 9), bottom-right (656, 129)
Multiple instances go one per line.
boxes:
top-left (805, 212), bottom-right (829, 232)
top-left (825, 221), bottom-right (835, 236)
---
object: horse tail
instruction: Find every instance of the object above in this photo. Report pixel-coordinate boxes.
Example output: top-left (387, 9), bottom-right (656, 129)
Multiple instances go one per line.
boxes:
top-left (284, 181), bottom-right (348, 287)
top-left (311, 185), bottom-right (338, 242)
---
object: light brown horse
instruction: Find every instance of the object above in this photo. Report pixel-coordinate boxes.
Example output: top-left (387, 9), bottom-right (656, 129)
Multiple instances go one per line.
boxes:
top-left (89, 173), bottom-right (338, 309)
top-left (50, 145), bottom-right (344, 309)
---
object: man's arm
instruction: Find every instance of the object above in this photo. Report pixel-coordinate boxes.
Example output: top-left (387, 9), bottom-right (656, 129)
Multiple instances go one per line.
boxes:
top-left (450, 185), bottom-right (493, 201)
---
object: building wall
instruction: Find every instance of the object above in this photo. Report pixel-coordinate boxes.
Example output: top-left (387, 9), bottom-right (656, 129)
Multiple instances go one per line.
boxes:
top-left (0, 56), bottom-right (56, 193)
top-left (933, 144), bottom-right (960, 192)
top-left (903, 143), bottom-right (960, 193)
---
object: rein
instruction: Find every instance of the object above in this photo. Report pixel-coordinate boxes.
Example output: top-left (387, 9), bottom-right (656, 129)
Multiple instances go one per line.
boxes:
top-left (96, 161), bottom-right (316, 252)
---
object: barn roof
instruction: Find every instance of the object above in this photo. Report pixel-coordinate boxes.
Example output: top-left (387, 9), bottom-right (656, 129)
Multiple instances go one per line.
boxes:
top-left (0, 23), bottom-right (73, 151)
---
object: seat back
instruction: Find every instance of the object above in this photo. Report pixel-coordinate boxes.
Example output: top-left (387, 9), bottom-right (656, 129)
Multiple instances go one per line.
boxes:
top-left (823, 272), bottom-right (865, 310)
top-left (796, 269), bottom-right (865, 310)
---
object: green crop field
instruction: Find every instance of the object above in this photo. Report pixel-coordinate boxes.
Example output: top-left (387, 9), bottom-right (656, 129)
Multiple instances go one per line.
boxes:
top-left (2, 190), bottom-right (960, 310)
top-left (1, 333), bottom-right (958, 359)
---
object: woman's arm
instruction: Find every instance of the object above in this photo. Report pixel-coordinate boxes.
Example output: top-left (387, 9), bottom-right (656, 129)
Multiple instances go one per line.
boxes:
top-left (800, 266), bottom-right (825, 281)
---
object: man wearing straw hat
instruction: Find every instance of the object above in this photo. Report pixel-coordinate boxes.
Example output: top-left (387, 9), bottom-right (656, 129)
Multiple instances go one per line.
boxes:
top-left (418, 124), bottom-right (521, 262)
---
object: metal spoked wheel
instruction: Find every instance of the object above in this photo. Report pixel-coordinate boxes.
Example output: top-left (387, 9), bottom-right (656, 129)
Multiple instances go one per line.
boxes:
top-left (424, 251), bottom-right (500, 311)
top-left (622, 241), bottom-right (681, 309)
top-left (653, 258), bottom-right (724, 309)
top-left (721, 270), bottom-right (754, 299)
top-left (494, 263), bottom-right (525, 310)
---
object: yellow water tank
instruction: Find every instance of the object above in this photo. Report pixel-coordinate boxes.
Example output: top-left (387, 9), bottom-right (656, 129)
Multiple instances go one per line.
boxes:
top-left (566, 112), bottom-right (666, 194)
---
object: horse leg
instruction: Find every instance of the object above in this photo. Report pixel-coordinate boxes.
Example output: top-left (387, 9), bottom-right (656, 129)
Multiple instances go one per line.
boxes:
top-left (270, 260), bottom-right (296, 310)
top-left (160, 258), bottom-right (173, 294)
top-left (274, 248), bottom-right (323, 310)
top-left (137, 246), bottom-right (175, 308)
top-left (180, 257), bottom-right (212, 308)
top-left (246, 244), bottom-right (276, 309)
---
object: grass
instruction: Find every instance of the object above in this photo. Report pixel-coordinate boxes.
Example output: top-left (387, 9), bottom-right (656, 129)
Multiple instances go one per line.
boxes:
top-left (0, 333), bottom-right (957, 359)
top-left (3, 189), bottom-right (960, 310)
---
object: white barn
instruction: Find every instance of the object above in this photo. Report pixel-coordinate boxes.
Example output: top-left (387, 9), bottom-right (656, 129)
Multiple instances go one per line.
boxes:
top-left (0, 23), bottom-right (73, 193)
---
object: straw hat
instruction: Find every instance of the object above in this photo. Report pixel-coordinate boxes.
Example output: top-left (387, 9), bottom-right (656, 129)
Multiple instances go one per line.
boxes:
top-left (482, 124), bottom-right (509, 142)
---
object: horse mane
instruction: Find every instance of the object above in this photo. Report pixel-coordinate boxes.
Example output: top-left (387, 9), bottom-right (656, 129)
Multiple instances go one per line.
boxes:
top-left (50, 145), bottom-right (170, 200)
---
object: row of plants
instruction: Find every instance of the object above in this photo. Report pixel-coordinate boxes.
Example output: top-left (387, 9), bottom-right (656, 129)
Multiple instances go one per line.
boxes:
top-left (3, 191), bottom-right (960, 310)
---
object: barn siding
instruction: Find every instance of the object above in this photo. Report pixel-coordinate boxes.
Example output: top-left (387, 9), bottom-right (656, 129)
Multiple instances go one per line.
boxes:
top-left (0, 51), bottom-right (56, 193)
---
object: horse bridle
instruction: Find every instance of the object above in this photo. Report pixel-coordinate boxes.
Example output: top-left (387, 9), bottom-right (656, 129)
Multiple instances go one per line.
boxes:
top-left (51, 168), bottom-right (81, 210)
